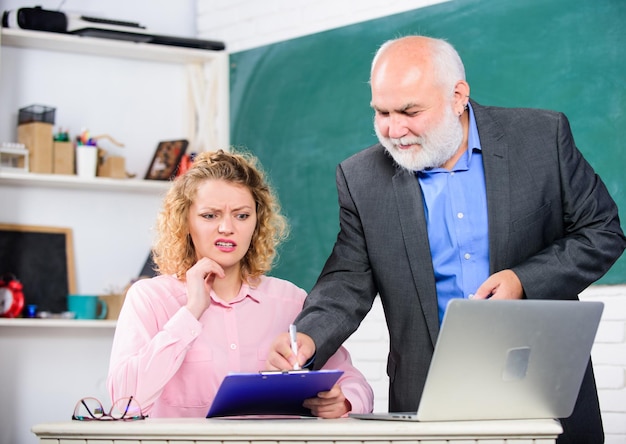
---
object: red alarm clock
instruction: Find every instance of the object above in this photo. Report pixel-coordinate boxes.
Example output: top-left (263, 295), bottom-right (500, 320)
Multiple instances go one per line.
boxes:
top-left (0, 273), bottom-right (25, 318)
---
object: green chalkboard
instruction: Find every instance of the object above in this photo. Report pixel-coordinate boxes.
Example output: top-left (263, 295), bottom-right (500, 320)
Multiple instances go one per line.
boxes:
top-left (230, 0), bottom-right (626, 290)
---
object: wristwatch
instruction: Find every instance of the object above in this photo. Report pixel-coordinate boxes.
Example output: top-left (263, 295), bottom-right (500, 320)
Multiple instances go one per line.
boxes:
top-left (0, 273), bottom-right (24, 318)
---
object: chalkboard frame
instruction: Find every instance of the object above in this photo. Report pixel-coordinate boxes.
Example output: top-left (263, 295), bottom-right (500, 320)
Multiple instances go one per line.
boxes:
top-left (0, 223), bottom-right (76, 313)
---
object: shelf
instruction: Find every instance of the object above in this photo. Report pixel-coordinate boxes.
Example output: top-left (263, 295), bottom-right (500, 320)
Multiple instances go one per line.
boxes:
top-left (0, 28), bottom-right (226, 64)
top-left (0, 170), bottom-right (171, 193)
top-left (0, 318), bottom-right (116, 328)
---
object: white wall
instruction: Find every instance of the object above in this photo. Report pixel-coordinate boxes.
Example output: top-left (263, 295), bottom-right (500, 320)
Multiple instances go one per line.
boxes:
top-left (197, 0), bottom-right (448, 53)
top-left (195, 1), bottom-right (626, 443)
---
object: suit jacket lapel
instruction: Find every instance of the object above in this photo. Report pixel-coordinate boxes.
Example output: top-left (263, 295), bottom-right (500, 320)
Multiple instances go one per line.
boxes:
top-left (392, 169), bottom-right (440, 345)
top-left (471, 101), bottom-right (511, 273)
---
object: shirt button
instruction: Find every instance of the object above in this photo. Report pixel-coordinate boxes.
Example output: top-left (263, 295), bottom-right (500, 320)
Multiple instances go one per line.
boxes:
top-left (464, 253), bottom-right (471, 260)
top-left (457, 212), bottom-right (464, 219)
top-left (230, 343), bottom-right (237, 350)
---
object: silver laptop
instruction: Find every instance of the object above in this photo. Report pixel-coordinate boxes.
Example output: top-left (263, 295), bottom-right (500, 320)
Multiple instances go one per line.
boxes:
top-left (351, 298), bottom-right (603, 421)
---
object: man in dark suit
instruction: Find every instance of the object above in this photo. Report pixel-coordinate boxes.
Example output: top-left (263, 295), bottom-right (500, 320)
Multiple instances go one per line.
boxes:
top-left (268, 36), bottom-right (625, 443)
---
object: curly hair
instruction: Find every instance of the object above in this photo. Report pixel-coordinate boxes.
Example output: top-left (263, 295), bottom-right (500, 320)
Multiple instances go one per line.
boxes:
top-left (152, 149), bottom-right (288, 284)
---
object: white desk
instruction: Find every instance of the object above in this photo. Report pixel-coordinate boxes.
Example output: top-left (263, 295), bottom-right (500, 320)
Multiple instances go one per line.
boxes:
top-left (32, 417), bottom-right (562, 444)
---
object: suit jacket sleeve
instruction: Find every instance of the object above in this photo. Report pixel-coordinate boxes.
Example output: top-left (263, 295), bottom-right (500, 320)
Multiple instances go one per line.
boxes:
top-left (295, 160), bottom-right (379, 367)
top-left (501, 111), bottom-right (626, 298)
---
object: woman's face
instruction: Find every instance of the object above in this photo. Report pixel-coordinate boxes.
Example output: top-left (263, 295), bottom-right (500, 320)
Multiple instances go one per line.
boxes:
top-left (188, 179), bottom-right (257, 274)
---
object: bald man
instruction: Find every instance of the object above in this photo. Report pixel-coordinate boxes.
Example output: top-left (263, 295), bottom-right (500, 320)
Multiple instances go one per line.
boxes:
top-left (269, 36), bottom-right (625, 443)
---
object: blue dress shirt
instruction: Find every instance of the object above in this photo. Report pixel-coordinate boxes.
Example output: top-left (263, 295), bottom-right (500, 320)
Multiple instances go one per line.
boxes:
top-left (417, 104), bottom-right (489, 324)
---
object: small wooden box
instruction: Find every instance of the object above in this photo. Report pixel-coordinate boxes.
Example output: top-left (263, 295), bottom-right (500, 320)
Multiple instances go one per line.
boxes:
top-left (17, 122), bottom-right (53, 173)
top-left (99, 293), bottom-right (125, 320)
top-left (97, 155), bottom-right (126, 178)
top-left (53, 141), bottom-right (74, 175)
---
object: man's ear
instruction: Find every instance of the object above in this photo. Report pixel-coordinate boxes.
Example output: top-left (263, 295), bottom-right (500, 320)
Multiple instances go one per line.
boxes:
top-left (453, 80), bottom-right (470, 111)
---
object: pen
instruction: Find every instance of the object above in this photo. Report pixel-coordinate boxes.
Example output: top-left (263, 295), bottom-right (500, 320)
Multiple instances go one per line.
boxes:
top-left (289, 324), bottom-right (301, 370)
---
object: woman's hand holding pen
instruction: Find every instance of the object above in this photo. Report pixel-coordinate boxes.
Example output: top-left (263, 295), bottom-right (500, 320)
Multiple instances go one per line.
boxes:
top-left (266, 331), bottom-right (316, 371)
top-left (185, 257), bottom-right (225, 319)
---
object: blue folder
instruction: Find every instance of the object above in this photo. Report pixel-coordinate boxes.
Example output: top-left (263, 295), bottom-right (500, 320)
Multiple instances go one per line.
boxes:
top-left (206, 369), bottom-right (343, 417)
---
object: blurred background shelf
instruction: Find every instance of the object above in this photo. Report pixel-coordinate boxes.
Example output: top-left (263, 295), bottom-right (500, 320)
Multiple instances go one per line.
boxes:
top-left (0, 170), bottom-right (170, 193)
top-left (0, 27), bottom-right (224, 64)
top-left (0, 318), bottom-right (116, 328)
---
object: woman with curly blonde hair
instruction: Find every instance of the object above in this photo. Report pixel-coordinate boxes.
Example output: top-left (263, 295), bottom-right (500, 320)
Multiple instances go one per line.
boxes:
top-left (107, 149), bottom-right (373, 419)
top-left (152, 149), bottom-right (287, 283)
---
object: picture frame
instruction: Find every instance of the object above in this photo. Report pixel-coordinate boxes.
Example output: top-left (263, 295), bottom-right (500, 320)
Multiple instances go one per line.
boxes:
top-left (0, 223), bottom-right (76, 313)
top-left (144, 139), bottom-right (189, 180)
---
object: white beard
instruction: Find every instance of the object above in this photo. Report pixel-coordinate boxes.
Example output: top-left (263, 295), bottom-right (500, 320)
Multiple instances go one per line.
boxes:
top-left (376, 105), bottom-right (464, 172)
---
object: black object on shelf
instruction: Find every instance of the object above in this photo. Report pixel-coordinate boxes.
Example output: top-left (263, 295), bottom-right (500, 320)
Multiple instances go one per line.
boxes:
top-left (79, 15), bottom-right (145, 29)
top-left (2, 6), bottom-right (67, 33)
top-left (68, 28), bottom-right (152, 44)
top-left (18, 104), bottom-right (56, 125)
top-left (69, 28), bottom-right (225, 51)
top-left (2, 6), bottom-right (226, 51)
top-left (149, 33), bottom-right (225, 51)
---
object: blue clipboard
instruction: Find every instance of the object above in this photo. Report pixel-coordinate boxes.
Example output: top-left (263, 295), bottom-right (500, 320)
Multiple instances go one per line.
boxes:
top-left (206, 369), bottom-right (343, 417)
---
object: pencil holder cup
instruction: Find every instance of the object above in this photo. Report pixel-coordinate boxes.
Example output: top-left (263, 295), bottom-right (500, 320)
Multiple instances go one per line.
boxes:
top-left (76, 145), bottom-right (98, 178)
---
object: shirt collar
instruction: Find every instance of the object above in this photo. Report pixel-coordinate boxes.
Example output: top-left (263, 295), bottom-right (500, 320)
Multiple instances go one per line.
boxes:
top-left (467, 102), bottom-right (481, 154)
top-left (209, 281), bottom-right (261, 307)
top-left (455, 102), bottom-right (483, 169)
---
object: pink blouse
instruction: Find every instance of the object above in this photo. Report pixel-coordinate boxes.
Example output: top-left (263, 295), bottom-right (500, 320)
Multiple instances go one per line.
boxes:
top-left (107, 274), bottom-right (373, 417)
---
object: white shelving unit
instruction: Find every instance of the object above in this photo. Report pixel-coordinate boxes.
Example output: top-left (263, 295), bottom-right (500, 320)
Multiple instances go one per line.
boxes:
top-left (0, 317), bottom-right (116, 328)
top-left (0, 27), bottom-right (230, 294)
top-left (0, 27), bottom-right (230, 192)
top-left (1, 27), bottom-right (222, 64)
top-left (0, 169), bottom-right (171, 192)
